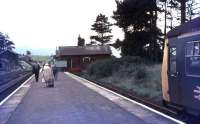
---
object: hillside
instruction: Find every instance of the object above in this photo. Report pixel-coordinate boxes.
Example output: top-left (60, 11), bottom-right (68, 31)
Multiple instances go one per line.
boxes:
top-left (32, 55), bottom-right (50, 62)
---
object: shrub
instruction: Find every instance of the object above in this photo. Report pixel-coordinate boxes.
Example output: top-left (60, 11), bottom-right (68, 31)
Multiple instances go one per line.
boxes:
top-left (82, 56), bottom-right (162, 102)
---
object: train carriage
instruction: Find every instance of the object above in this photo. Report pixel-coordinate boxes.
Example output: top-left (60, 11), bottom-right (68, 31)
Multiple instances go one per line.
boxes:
top-left (162, 17), bottom-right (200, 116)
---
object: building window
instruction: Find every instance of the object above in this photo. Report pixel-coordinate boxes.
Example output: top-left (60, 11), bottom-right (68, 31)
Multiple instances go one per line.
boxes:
top-left (185, 41), bottom-right (200, 76)
top-left (83, 57), bottom-right (91, 63)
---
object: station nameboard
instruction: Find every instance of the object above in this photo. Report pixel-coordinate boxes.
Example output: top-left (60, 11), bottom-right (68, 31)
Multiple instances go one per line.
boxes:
top-left (55, 60), bottom-right (67, 67)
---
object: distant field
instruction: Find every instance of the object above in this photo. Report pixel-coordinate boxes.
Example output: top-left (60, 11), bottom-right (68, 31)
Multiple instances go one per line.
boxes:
top-left (32, 55), bottom-right (50, 62)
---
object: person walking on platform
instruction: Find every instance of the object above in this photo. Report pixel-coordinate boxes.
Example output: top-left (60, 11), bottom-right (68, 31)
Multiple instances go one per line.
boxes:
top-left (42, 63), bottom-right (54, 87)
top-left (52, 64), bottom-right (58, 80)
top-left (32, 62), bottom-right (41, 82)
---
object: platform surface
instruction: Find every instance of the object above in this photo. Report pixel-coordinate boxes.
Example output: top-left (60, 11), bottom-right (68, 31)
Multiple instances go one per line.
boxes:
top-left (3, 73), bottom-right (180, 124)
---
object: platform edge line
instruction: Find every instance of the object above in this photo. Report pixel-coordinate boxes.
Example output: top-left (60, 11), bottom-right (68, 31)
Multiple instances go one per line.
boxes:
top-left (65, 72), bottom-right (186, 124)
top-left (0, 75), bottom-right (34, 106)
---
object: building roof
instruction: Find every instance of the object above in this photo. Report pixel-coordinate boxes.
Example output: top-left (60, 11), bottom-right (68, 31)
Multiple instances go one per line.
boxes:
top-left (56, 45), bottom-right (112, 56)
top-left (167, 17), bottom-right (200, 38)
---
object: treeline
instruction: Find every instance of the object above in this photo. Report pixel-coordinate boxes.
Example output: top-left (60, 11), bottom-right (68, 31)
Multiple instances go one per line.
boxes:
top-left (0, 32), bottom-right (15, 52)
top-left (78, 0), bottom-right (200, 62)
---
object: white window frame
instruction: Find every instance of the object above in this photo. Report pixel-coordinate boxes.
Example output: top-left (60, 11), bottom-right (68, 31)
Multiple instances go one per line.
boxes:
top-left (82, 57), bottom-right (91, 63)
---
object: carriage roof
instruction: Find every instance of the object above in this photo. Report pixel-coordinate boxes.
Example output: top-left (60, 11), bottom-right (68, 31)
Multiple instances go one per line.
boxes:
top-left (167, 17), bottom-right (200, 38)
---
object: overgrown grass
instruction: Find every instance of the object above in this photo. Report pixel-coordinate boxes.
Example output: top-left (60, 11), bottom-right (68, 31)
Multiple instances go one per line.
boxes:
top-left (81, 56), bottom-right (162, 102)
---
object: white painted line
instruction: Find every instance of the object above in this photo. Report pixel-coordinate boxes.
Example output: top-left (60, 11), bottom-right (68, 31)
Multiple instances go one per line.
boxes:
top-left (66, 72), bottom-right (186, 124)
top-left (0, 75), bottom-right (34, 106)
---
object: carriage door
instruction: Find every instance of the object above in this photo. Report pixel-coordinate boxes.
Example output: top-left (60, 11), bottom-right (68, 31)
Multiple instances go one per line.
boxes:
top-left (168, 45), bottom-right (181, 104)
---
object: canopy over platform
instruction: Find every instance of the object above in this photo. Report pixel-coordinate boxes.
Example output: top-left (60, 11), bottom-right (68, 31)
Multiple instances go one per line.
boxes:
top-left (167, 17), bottom-right (200, 38)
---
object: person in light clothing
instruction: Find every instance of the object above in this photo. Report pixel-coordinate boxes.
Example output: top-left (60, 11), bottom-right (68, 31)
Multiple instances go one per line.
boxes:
top-left (42, 63), bottom-right (54, 87)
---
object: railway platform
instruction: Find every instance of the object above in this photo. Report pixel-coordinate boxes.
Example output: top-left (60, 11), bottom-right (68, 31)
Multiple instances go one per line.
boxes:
top-left (0, 72), bottom-right (184, 124)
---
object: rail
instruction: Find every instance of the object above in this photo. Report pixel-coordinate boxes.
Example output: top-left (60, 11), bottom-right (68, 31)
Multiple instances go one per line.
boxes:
top-left (0, 70), bottom-right (32, 94)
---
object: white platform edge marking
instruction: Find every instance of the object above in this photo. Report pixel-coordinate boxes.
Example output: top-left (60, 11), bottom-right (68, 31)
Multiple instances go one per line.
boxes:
top-left (65, 72), bottom-right (186, 124)
top-left (0, 75), bottom-right (34, 106)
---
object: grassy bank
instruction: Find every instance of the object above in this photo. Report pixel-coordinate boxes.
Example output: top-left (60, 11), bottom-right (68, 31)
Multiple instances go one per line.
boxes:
top-left (81, 56), bottom-right (162, 102)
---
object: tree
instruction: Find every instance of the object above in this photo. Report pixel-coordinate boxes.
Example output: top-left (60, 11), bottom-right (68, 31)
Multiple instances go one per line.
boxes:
top-left (159, 0), bottom-right (179, 36)
top-left (0, 32), bottom-right (5, 51)
top-left (26, 50), bottom-right (31, 56)
top-left (0, 32), bottom-right (15, 52)
top-left (159, 0), bottom-right (200, 37)
top-left (77, 35), bottom-right (85, 46)
top-left (186, 0), bottom-right (200, 21)
top-left (90, 14), bottom-right (113, 45)
top-left (173, 0), bottom-right (200, 23)
top-left (113, 0), bottom-right (163, 61)
top-left (161, 0), bottom-right (200, 24)
top-left (177, 0), bottom-right (187, 24)
top-left (112, 38), bottom-right (123, 50)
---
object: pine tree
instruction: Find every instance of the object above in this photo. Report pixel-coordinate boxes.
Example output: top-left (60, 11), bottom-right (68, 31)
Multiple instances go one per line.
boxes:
top-left (113, 0), bottom-right (163, 61)
top-left (112, 38), bottom-right (123, 50)
top-left (0, 32), bottom-right (14, 52)
top-left (90, 14), bottom-right (113, 45)
top-left (77, 35), bottom-right (85, 46)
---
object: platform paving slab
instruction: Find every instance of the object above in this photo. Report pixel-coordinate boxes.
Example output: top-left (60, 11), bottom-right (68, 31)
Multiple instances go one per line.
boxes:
top-left (66, 72), bottom-right (183, 124)
top-left (4, 72), bottom-right (182, 124)
top-left (5, 73), bottom-right (147, 124)
top-left (0, 75), bottom-right (34, 124)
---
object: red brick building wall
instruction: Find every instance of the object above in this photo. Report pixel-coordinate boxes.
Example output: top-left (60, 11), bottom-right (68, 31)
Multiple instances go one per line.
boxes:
top-left (56, 54), bottom-right (110, 73)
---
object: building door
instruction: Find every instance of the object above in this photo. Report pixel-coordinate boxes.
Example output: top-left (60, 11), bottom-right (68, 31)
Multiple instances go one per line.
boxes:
top-left (168, 45), bottom-right (182, 104)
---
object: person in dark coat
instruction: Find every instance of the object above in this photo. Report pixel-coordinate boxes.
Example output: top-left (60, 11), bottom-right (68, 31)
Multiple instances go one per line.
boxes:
top-left (32, 62), bottom-right (41, 82)
top-left (52, 64), bottom-right (58, 80)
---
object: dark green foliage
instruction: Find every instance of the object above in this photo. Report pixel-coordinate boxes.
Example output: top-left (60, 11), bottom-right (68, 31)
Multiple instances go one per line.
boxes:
top-left (135, 66), bottom-right (147, 80)
top-left (26, 50), bottom-right (31, 55)
top-left (112, 0), bottom-right (163, 62)
top-left (90, 14), bottom-right (113, 45)
top-left (111, 38), bottom-right (123, 50)
top-left (82, 56), bottom-right (162, 102)
top-left (86, 58), bottom-right (120, 78)
top-left (77, 35), bottom-right (85, 46)
top-left (0, 32), bottom-right (15, 52)
top-left (85, 56), bottom-right (152, 79)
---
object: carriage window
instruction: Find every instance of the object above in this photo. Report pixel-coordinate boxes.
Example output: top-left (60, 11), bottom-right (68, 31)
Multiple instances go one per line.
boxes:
top-left (185, 41), bottom-right (200, 76)
top-left (170, 47), bottom-right (176, 74)
top-left (194, 42), bottom-right (200, 55)
top-left (186, 42), bottom-right (193, 56)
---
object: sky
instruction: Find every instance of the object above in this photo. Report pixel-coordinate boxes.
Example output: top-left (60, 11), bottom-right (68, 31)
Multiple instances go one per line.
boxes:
top-left (0, 0), bottom-right (123, 55)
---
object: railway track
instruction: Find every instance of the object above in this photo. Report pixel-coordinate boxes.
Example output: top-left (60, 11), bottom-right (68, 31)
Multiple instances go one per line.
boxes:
top-left (80, 76), bottom-right (200, 124)
top-left (0, 71), bottom-right (32, 102)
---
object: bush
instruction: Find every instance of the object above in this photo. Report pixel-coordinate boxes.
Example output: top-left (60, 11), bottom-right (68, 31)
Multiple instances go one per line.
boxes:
top-left (82, 56), bottom-right (162, 102)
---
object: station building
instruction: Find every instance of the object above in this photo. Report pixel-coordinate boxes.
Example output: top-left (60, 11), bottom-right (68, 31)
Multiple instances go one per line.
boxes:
top-left (55, 45), bottom-right (112, 73)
